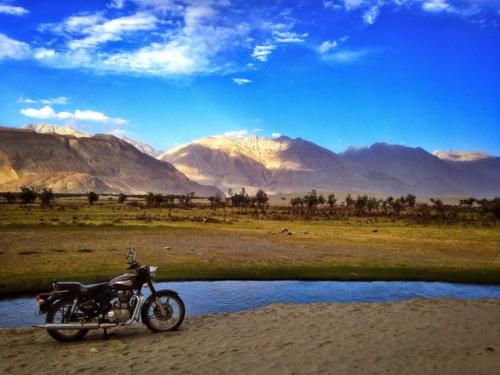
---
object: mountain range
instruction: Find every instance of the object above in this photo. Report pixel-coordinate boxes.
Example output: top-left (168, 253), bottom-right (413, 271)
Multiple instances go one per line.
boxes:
top-left (0, 124), bottom-right (498, 197)
top-left (0, 126), bottom-right (218, 195)
top-left (161, 135), bottom-right (499, 197)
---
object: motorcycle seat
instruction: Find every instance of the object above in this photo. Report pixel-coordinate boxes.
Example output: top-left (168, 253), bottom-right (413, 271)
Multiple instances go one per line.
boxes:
top-left (55, 281), bottom-right (109, 295)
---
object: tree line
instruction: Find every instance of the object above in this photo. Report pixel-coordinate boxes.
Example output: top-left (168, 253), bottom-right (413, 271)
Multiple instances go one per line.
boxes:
top-left (1, 186), bottom-right (499, 224)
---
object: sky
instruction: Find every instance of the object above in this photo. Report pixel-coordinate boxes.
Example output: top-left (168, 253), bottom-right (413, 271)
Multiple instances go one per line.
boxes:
top-left (0, 0), bottom-right (499, 154)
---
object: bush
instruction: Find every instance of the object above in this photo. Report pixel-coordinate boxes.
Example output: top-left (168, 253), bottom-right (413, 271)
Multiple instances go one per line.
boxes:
top-left (87, 191), bottom-right (99, 205)
top-left (20, 186), bottom-right (37, 206)
top-left (39, 188), bottom-right (55, 208)
top-left (0, 192), bottom-right (15, 204)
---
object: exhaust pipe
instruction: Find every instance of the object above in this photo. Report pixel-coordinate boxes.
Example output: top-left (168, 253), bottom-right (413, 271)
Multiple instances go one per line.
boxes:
top-left (35, 323), bottom-right (118, 330)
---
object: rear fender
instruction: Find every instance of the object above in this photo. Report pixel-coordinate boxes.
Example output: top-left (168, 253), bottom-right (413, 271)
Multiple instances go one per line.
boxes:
top-left (38, 291), bottom-right (78, 314)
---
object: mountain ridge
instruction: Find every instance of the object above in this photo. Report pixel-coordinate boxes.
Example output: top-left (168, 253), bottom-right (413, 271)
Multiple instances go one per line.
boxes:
top-left (2, 125), bottom-right (499, 196)
top-left (162, 135), bottom-right (499, 197)
top-left (0, 127), bottom-right (219, 195)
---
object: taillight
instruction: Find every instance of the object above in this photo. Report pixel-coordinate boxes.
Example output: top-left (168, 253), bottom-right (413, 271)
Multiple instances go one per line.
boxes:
top-left (35, 294), bottom-right (44, 304)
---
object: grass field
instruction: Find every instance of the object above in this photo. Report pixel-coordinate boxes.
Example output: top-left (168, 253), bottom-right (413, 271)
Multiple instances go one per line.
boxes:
top-left (0, 200), bottom-right (499, 296)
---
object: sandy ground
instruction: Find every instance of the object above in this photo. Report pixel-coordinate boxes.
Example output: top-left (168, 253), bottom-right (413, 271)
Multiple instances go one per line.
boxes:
top-left (0, 298), bottom-right (499, 375)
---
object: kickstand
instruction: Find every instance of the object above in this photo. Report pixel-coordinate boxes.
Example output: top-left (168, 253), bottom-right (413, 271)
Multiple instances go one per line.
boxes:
top-left (102, 328), bottom-right (109, 340)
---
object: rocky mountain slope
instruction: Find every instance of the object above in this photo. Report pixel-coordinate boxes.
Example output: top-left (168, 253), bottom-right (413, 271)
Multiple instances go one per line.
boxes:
top-left (433, 150), bottom-right (492, 162)
top-left (162, 135), bottom-right (499, 197)
top-left (25, 123), bottom-right (162, 158)
top-left (112, 134), bottom-right (163, 158)
top-left (160, 135), bottom-right (409, 195)
top-left (25, 123), bottom-right (90, 138)
top-left (0, 127), bottom-right (219, 195)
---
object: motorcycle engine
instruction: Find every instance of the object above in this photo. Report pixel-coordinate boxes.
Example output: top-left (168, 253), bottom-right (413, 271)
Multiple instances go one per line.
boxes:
top-left (105, 290), bottom-right (132, 323)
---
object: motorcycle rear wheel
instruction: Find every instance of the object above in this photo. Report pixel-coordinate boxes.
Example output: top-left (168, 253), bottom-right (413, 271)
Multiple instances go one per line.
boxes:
top-left (46, 300), bottom-right (89, 342)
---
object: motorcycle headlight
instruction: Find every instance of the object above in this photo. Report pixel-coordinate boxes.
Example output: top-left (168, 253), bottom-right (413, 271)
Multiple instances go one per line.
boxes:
top-left (148, 265), bottom-right (158, 278)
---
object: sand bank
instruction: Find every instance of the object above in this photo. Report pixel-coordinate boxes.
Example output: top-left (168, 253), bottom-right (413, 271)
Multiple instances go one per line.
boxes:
top-left (1, 298), bottom-right (499, 374)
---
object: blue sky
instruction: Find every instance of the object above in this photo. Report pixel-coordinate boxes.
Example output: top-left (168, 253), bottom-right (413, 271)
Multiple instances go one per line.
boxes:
top-left (0, 0), bottom-right (499, 154)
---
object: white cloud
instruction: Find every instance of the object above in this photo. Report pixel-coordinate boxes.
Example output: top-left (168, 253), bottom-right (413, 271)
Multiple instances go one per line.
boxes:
top-left (321, 48), bottom-right (372, 63)
top-left (132, 0), bottom-right (183, 13)
top-left (330, 0), bottom-right (488, 24)
top-left (20, 105), bottom-right (127, 125)
top-left (252, 44), bottom-right (276, 62)
top-left (232, 77), bottom-right (252, 85)
top-left (20, 98), bottom-right (37, 104)
top-left (37, 2), bottom-right (256, 77)
top-left (41, 96), bottom-right (69, 105)
top-left (318, 40), bottom-right (337, 54)
top-left (0, 4), bottom-right (28, 16)
top-left (109, 0), bottom-right (126, 9)
top-left (271, 132), bottom-right (282, 138)
top-left (34, 48), bottom-right (56, 59)
top-left (67, 12), bottom-right (158, 50)
top-left (363, 4), bottom-right (381, 24)
top-left (21, 96), bottom-right (69, 105)
top-left (0, 34), bottom-right (31, 60)
top-left (342, 0), bottom-right (369, 11)
top-left (224, 129), bottom-right (249, 137)
top-left (100, 41), bottom-right (200, 75)
top-left (21, 106), bottom-right (56, 120)
top-left (272, 31), bottom-right (308, 43)
top-left (422, 0), bottom-right (451, 12)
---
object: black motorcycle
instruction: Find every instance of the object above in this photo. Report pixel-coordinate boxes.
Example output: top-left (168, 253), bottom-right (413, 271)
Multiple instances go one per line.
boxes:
top-left (35, 247), bottom-right (185, 342)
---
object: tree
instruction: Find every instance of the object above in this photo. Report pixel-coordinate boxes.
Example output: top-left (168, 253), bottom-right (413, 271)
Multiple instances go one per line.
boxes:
top-left (255, 189), bottom-right (269, 207)
top-left (430, 198), bottom-right (445, 216)
top-left (87, 191), bottom-right (99, 205)
top-left (459, 197), bottom-right (476, 209)
top-left (118, 193), bottom-right (127, 203)
top-left (489, 198), bottom-right (500, 220)
top-left (355, 195), bottom-right (368, 215)
top-left (39, 188), bottom-right (55, 208)
top-left (303, 189), bottom-right (319, 209)
top-left (345, 193), bottom-right (354, 215)
top-left (145, 192), bottom-right (155, 208)
top-left (381, 198), bottom-right (389, 215)
top-left (208, 193), bottom-right (223, 208)
top-left (366, 197), bottom-right (379, 214)
top-left (327, 194), bottom-right (337, 208)
top-left (405, 194), bottom-right (417, 208)
top-left (317, 194), bottom-right (325, 206)
top-left (230, 188), bottom-right (249, 207)
top-left (390, 198), bottom-right (403, 217)
top-left (0, 192), bottom-right (15, 204)
top-left (290, 197), bottom-right (303, 208)
top-left (20, 186), bottom-right (37, 207)
top-left (153, 193), bottom-right (164, 207)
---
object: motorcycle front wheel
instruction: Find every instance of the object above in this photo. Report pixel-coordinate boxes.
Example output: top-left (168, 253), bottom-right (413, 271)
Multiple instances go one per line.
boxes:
top-left (142, 292), bottom-right (185, 333)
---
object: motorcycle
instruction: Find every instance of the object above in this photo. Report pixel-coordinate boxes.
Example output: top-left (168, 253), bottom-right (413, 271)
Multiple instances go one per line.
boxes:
top-left (35, 246), bottom-right (185, 342)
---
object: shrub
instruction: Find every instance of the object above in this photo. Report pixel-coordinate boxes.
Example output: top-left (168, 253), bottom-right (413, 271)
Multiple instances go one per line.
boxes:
top-left (20, 186), bottom-right (37, 207)
top-left (0, 192), bottom-right (15, 204)
top-left (87, 191), bottom-right (99, 205)
top-left (39, 188), bottom-right (55, 208)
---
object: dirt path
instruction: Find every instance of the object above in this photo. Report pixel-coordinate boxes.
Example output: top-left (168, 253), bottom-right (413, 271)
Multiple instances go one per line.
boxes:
top-left (1, 298), bottom-right (499, 374)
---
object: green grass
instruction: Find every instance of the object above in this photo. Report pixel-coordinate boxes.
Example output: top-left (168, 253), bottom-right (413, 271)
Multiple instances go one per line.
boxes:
top-left (0, 202), bottom-right (499, 296)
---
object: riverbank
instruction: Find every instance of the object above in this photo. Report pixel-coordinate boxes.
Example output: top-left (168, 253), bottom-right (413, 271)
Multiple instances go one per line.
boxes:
top-left (1, 222), bottom-right (499, 296)
top-left (1, 298), bottom-right (499, 374)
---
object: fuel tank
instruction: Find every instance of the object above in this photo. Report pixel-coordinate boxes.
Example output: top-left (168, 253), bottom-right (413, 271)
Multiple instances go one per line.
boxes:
top-left (110, 273), bottom-right (137, 290)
